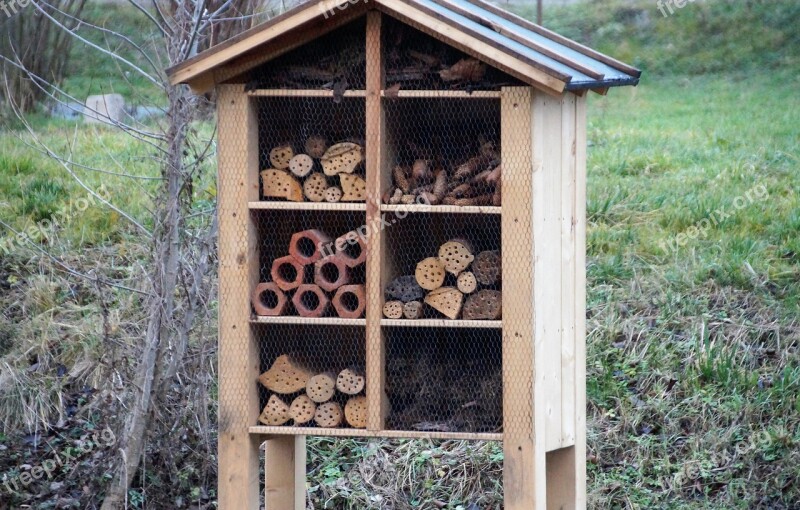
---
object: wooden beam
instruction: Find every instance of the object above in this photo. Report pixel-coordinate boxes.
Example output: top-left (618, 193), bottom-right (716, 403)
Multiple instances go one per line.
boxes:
top-left (364, 10), bottom-right (390, 431)
top-left (216, 84), bottom-right (261, 510)
top-left (501, 86), bottom-right (547, 510)
top-left (264, 436), bottom-right (306, 510)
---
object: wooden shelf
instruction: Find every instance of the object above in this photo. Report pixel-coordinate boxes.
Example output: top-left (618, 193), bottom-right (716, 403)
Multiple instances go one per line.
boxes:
top-left (381, 204), bottom-right (501, 215)
top-left (249, 201), bottom-right (367, 212)
top-left (248, 89), bottom-right (366, 97)
top-left (380, 90), bottom-right (501, 99)
top-left (250, 426), bottom-right (502, 441)
top-left (382, 319), bottom-right (502, 329)
top-left (251, 316), bottom-right (366, 326)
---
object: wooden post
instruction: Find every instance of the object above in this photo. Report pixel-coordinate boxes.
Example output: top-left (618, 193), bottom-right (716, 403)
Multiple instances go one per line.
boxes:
top-left (216, 84), bottom-right (261, 510)
top-left (265, 436), bottom-right (307, 509)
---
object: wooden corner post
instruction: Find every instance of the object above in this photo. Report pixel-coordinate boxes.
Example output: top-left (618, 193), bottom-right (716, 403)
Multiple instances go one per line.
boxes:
top-left (217, 84), bottom-right (306, 510)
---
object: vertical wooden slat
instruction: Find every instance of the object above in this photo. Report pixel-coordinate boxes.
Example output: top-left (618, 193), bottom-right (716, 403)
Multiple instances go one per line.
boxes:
top-left (535, 92), bottom-right (564, 453)
top-left (501, 86), bottom-right (547, 510)
top-left (264, 435), bottom-right (307, 509)
top-left (574, 93), bottom-right (589, 509)
top-left (365, 9), bottom-right (389, 431)
top-left (216, 84), bottom-right (261, 510)
top-left (560, 93), bottom-right (577, 447)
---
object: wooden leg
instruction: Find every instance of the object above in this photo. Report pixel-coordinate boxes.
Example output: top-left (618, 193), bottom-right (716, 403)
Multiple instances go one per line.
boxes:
top-left (546, 446), bottom-right (584, 510)
top-left (265, 435), bottom-right (307, 510)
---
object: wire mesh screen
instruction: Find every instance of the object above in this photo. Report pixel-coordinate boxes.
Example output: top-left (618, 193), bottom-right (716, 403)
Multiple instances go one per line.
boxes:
top-left (383, 16), bottom-right (524, 92)
top-left (247, 18), bottom-right (366, 91)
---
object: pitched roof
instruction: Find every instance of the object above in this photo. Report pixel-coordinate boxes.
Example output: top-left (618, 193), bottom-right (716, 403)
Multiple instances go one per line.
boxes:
top-left (166, 0), bottom-right (640, 95)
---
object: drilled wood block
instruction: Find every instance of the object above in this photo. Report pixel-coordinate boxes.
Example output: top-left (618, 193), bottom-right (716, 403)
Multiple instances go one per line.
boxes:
top-left (251, 282), bottom-right (288, 316)
top-left (270, 255), bottom-right (305, 292)
top-left (332, 284), bottom-right (366, 319)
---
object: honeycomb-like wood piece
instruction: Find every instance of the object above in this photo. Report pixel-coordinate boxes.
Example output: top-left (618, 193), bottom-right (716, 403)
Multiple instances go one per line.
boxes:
top-left (415, 257), bottom-right (446, 291)
top-left (424, 286), bottom-right (464, 320)
top-left (269, 144), bottom-right (294, 170)
top-left (344, 395), bottom-right (367, 429)
top-left (321, 142), bottom-right (363, 176)
top-left (314, 402), bottom-right (343, 428)
top-left (259, 395), bottom-right (290, 426)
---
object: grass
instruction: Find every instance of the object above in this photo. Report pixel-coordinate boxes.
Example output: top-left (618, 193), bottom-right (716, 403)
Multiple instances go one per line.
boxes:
top-left (0, 0), bottom-right (798, 508)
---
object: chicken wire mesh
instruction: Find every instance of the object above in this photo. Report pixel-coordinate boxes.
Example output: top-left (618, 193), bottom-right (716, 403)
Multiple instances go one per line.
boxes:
top-left (234, 12), bottom-right (536, 439)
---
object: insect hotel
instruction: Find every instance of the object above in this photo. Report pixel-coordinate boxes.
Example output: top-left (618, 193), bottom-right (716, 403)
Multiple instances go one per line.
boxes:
top-left (167, 0), bottom-right (639, 508)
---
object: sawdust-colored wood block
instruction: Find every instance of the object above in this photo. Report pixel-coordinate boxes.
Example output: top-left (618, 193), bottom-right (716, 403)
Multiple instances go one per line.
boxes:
top-left (340, 173), bottom-right (367, 202)
top-left (306, 372), bottom-right (337, 403)
top-left (383, 300), bottom-right (404, 319)
top-left (321, 142), bottom-right (363, 176)
top-left (332, 284), bottom-right (366, 319)
top-left (456, 271), bottom-right (478, 294)
top-left (259, 395), bottom-right (290, 426)
top-left (324, 186), bottom-right (343, 203)
top-left (415, 257), bottom-right (446, 291)
top-left (251, 282), bottom-right (288, 316)
top-left (270, 255), bottom-right (305, 292)
top-left (314, 402), bottom-right (343, 428)
top-left (260, 169), bottom-right (303, 202)
top-left (402, 300), bottom-right (423, 319)
top-left (289, 395), bottom-right (316, 425)
top-left (292, 284), bottom-right (330, 318)
top-left (424, 287), bottom-right (464, 320)
top-left (303, 172), bottom-right (328, 202)
top-left (336, 366), bottom-right (365, 395)
top-left (344, 395), bottom-right (367, 429)
top-left (439, 238), bottom-right (475, 275)
top-left (289, 153), bottom-right (314, 178)
top-left (269, 144), bottom-right (294, 170)
top-left (258, 354), bottom-right (313, 394)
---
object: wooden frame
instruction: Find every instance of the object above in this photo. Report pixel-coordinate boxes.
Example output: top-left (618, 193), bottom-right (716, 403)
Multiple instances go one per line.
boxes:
top-left (213, 10), bottom-right (588, 510)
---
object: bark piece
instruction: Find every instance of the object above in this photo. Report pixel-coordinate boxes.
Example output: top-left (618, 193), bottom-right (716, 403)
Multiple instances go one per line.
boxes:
top-left (462, 289), bottom-right (502, 320)
top-left (306, 372), bottom-right (337, 403)
top-left (344, 396), bottom-right (368, 429)
top-left (314, 402), bottom-right (343, 428)
top-left (383, 300), bottom-right (404, 319)
top-left (432, 168), bottom-right (447, 203)
top-left (439, 58), bottom-right (486, 82)
top-left (334, 231), bottom-right (367, 268)
top-left (258, 354), bottom-right (313, 394)
top-left (324, 186), bottom-right (343, 203)
top-left (336, 366), bottom-right (366, 395)
top-left (438, 239), bottom-right (475, 275)
top-left (292, 284), bottom-right (330, 318)
top-left (389, 188), bottom-right (403, 205)
top-left (393, 165), bottom-right (411, 193)
top-left (289, 154), bottom-right (314, 178)
top-left (314, 256), bottom-right (350, 292)
top-left (271, 255), bottom-right (305, 292)
top-left (269, 144), bottom-right (294, 170)
top-left (289, 395), bottom-right (316, 425)
top-left (415, 257), bottom-right (446, 291)
top-left (456, 271), bottom-right (478, 294)
top-left (332, 284), bottom-right (366, 319)
top-left (473, 250), bottom-right (501, 286)
top-left (289, 229), bottom-right (332, 265)
top-left (403, 300), bottom-right (423, 319)
top-left (252, 282), bottom-right (288, 316)
top-left (321, 142), bottom-right (363, 176)
top-left (261, 169), bottom-right (303, 202)
top-left (340, 173), bottom-right (367, 202)
top-left (424, 287), bottom-right (464, 320)
top-left (454, 154), bottom-right (492, 181)
top-left (305, 135), bottom-right (328, 159)
top-left (259, 395), bottom-right (290, 426)
top-left (303, 172), bottom-right (328, 202)
top-left (455, 194), bottom-right (494, 207)
top-left (385, 275), bottom-right (425, 303)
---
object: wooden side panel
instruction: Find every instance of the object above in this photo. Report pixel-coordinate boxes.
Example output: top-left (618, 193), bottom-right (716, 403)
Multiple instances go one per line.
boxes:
top-left (501, 86), bottom-right (547, 510)
top-left (216, 85), bottom-right (262, 510)
top-left (534, 92), bottom-right (564, 453)
top-left (574, 94), bottom-right (588, 509)
top-left (365, 10), bottom-right (390, 431)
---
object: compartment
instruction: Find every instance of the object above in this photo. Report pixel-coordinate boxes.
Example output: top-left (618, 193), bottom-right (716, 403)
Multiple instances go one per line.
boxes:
top-left (385, 327), bottom-right (502, 433)
top-left (382, 16), bottom-right (523, 91)
top-left (253, 210), bottom-right (367, 319)
top-left (256, 96), bottom-right (366, 203)
top-left (381, 97), bottom-right (501, 209)
top-left (381, 213), bottom-right (501, 322)
top-left (256, 324), bottom-right (366, 429)
top-left (247, 17), bottom-right (366, 90)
